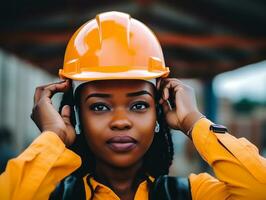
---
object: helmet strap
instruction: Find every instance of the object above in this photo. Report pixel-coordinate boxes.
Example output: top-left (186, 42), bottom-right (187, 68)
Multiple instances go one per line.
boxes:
top-left (74, 105), bottom-right (81, 135)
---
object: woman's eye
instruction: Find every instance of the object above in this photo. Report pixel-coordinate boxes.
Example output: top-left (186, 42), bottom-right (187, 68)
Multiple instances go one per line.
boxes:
top-left (131, 102), bottom-right (149, 111)
top-left (89, 103), bottom-right (110, 112)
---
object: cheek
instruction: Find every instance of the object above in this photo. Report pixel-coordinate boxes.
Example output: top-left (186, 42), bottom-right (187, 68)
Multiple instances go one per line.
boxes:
top-left (83, 115), bottom-right (108, 132)
top-left (134, 111), bottom-right (157, 148)
top-left (137, 116), bottom-right (155, 134)
top-left (80, 111), bottom-right (108, 146)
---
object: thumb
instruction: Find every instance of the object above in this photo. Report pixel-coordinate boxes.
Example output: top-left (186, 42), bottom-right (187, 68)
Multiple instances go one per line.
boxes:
top-left (162, 100), bottom-right (182, 130)
top-left (61, 105), bottom-right (76, 146)
top-left (161, 100), bottom-right (172, 114)
top-left (61, 105), bottom-right (72, 126)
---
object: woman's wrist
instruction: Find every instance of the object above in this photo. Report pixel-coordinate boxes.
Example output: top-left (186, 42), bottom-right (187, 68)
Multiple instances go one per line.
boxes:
top-left (42, 127), bottom-right (68, 145)
top-left (181, 111), bottom-right (205, 138)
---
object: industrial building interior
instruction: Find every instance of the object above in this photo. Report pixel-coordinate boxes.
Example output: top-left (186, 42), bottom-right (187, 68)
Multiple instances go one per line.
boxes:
top-left (0, 0), bottom-right (265, 175)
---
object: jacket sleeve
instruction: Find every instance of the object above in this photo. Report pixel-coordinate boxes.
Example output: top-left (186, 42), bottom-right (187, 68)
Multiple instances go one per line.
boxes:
top-left (189, 118), bottom-right (266, 200)
top-left (0, 131), bottom-right (81, 200)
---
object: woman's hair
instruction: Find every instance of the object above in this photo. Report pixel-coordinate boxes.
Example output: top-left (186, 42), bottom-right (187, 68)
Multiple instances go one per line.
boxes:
top-left (59, 82), bottom-right (174, 179)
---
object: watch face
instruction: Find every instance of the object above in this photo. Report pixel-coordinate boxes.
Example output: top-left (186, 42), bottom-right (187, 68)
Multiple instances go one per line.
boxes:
top-left (210, 124), bottom-right (228, 133)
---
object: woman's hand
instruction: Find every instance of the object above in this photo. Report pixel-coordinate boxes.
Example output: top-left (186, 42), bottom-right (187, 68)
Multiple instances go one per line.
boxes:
top-left (31, 80), bottom-right (76, 146)
top-left (157, 78), bottom-right (204, 135)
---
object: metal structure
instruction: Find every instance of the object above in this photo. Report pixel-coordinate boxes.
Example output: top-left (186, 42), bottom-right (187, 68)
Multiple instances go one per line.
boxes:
top-left (0, 0), bottom-right (265, 78)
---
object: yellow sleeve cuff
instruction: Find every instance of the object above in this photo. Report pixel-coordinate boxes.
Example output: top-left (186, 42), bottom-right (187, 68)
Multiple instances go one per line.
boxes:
top-left (1, 131), bottom-right (82, 200)
top-left (191, 118), bottom-right (266, 184)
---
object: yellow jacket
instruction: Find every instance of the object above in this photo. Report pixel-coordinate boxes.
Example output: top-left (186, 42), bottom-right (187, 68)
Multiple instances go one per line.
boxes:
top-left (0, 118), bottom-right (265, 199)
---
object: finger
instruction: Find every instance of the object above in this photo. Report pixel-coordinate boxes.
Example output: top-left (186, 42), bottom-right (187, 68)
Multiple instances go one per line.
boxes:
top-left (160, 78), bottom-right (183, 87)
top-left (164, 79), bottom-right (183, 89)
top-left (156, 78), bottom-right (162, 90)
top-left (40, 80), bottom-right (70, 99)
top-left (34, 80), bottom-right (69, 104)
top-left (61, 105), bottom-right (76, 143)
top-left (159, 79), bottom-right (184, 103)
top-left (159, 86), bottom-right (168, 104)
top-left (61, 105), bottom-right (72, 125)
top-left (159, 79), bottom-right (171, 101)
top-left (162, 86), bottom-right (169, 101)
top-left (161, 81), bottom-right (179, 100)
top-left (161, 100), bottom-right (172, 114)
top-left (34, 87), bottom-right (43, 105)
top-left (164, 80), bottom-right (185, 96)
top-left (159, 78), bottom-right (178, 91)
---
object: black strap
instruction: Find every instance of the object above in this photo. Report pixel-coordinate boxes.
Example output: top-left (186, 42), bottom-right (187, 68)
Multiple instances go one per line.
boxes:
top-left (149, 175), bottom-right (192, 200)
top-left (49, 176), bottom-right (86, 200)
top-left (50, 175), bottom-right (191, 200)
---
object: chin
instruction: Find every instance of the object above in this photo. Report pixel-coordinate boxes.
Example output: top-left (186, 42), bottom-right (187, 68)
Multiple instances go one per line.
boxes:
top-left (105, 155), bottom-right (143, 169)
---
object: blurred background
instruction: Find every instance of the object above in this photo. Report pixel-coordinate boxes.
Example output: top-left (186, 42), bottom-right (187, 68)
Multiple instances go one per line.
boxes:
top-left (0, 0), bottom-right (265, 175)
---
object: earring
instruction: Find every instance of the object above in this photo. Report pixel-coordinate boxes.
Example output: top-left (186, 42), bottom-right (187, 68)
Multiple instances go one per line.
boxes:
top-left (155, 121), bottom-right (160, 133)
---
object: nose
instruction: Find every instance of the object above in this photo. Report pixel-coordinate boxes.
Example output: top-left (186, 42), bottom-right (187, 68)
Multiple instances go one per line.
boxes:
top-left (110, 108), bottom-right (132, 131)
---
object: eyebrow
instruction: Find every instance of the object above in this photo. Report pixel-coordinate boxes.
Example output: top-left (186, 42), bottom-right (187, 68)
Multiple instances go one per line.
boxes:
top-left (85, 93), bottom-right (111, 101)
top-left (85, 90), bottom-right (153, 102)
top-left (126, 90), bottom-right (153, 97)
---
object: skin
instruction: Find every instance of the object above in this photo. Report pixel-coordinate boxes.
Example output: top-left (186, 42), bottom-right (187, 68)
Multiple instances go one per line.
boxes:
top-left (79, 80), bottom-right (156, 167)
top-left (79, 80), bottom-right (156, 199)
top-left (31, 78), bottom-right (203, 200)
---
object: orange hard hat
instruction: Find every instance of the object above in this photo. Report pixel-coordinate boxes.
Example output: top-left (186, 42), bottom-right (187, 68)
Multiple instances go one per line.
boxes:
top-left (59, 11), bottom-right (169, 82)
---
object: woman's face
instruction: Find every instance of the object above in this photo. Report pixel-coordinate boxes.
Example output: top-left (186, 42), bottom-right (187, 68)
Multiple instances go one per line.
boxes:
top-left (79, 80), bottom-right (156, 168)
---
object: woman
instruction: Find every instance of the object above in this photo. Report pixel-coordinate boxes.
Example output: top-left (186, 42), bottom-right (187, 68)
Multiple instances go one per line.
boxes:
top-left (0, 11), bottom-right (265, 200)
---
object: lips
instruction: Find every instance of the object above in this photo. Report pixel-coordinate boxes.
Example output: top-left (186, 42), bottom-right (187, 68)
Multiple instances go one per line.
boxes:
top-left (107, 136), bottom-right (137, 152)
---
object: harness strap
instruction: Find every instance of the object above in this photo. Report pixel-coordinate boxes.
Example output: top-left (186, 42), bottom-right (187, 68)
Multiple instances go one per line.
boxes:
top-left (50, 175), bottom-right (192, 200)
top-left (149, 175), bottom-right (192, 200)
top-left (49, 176), bottom-right (85, 200)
